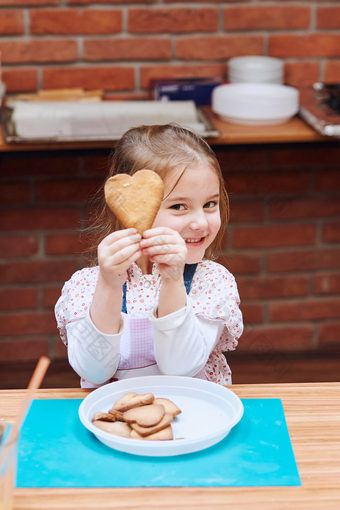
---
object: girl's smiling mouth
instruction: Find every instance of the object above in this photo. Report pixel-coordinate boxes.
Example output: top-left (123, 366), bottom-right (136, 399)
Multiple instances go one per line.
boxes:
top-left (184, 237), bottom-right (206, 245)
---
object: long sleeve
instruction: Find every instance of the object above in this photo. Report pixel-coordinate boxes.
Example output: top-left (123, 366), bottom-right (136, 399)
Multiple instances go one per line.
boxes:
top-left (66, 312), bottom-right (123, 385)
top-left (55, 266), bottom-right (123, 385)
top-left (150, 298), bottom-right (224, 377)
top-left (151, 260), bottom-right (243, 384)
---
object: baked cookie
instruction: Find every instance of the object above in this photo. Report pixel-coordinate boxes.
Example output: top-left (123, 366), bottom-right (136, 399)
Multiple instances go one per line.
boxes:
top-left (104, 169), bottom-right (164, 234)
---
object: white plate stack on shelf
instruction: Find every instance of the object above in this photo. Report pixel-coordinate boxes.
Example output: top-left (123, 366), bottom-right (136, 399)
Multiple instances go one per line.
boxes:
top-left (212, 56), bottom-right (299, 126)
top-left (228, 56), bottom-right (284, 85)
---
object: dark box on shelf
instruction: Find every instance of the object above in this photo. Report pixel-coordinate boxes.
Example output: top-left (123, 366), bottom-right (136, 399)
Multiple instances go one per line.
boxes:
top-left (153, 78), bottom-right (223, 106)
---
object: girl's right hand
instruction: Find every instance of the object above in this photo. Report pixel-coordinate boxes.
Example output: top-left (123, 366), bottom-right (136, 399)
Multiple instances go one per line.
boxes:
top-left (97, 228), bottom-right (142, 288)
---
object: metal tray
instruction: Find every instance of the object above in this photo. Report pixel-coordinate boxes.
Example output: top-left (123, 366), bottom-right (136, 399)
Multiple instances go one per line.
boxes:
top-left (0, 103), bottom-right (219, 144)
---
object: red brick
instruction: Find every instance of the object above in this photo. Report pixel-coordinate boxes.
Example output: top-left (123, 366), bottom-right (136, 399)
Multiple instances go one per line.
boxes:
top-left (325, 60), bottom-right (340, 82)
top-left (269, 198), bottom-right (340, 220)
top-left (1, 152), bottom-right (81, 177)
top-left (164, 0), bottom-right (242, 2)
top-left (36, 179), bottom-right (101, 203)
top-left (216, 146), bottom-right (267, 172)
top-left (2, 68), bottom-right (38, 92)
top-left (229, 201), bottom-right (264, 224)
top-left (240, 303), bottom-right (263, 324)
top-left (218, 254), bottom-right (261, 275)
top-left (0, 312), bottom-right (56, 335)
top-left (268, 145), bottom-right (340, 168)
top-left (128, 8), bottom-right (218, 34)
top-left (0, 260), bottom-right (82, 284)
top-left (319, 322), bottom-right (340, 349)
top-left (53, 336), bottom-right (68, 360)
top-left (0, 234), bottom-right (39, 257)
top-left (84, 38), bottom-right (171, 61)
top-left (238, 325), bottom-right (315, 353)
top-left (0, 39), bottom-right (77, 64)
top-left (0, 9), bottom-right (23, 34)
top-left (45, 233), bottom-right (87, 256)
top-left (269, 298), bottom-right (340, 322)
top-left (238, 276), bottom-right (309, 300)
top-left (140, 64), bottom-right (225, 88)
top-left (82, 155), bottom-right (110, 176)
top-left (68, 0), bottom-right (155, 4)
top-left (0, 288), bottom-right (38, 310)
top-left (316, 170), bottom-right (340, 191)
top-left (43, 66), bottom-right (134, 91)
top-left (317, 7), bottom-right (340, 29)
top-left (0, 339), bottom-right (49, 363)
top-left (314, 273), bottom-right (340, 295)
top-left (225, 171), bottom-right (309, 195)
top-left (43, 286), bottom-right (62, 308)
top-left (0, 208), bottom-right (81, 231)
top-left (267, 248), bottom-right (340, 273)
top-left (224, 6), bottom-right (310, 31)
top-left (269, 34), bottom-right (340, 58)
top-left (0, 183), bottom-right (31, 204)
top-left (0, 1), bottom-right (59, 4)
top-left (284, 61), bottom-right (320, 87)
top-left (30, 9), bottom-right (122, 35)
top-left (322, 222), bottom-right (340, 243)
top-left (176, 35), bottom-right (263, 60)
top-left (233, 224), bottom-right (316, 249)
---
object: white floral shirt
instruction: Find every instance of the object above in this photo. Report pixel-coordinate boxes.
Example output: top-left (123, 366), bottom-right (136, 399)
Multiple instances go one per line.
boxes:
top-left (55, 260), bottom-right (243, 385)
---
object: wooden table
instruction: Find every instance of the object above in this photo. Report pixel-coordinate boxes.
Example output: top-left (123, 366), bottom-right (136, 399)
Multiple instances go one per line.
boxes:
top-left (1, 382), bottom-right (339, 509)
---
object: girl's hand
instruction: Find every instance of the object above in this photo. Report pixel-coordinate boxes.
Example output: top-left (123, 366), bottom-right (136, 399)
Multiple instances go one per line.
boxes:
top-left (140, 227), bottom-right (187, 283)
top-left (97, 228), bottom-right (142, 288)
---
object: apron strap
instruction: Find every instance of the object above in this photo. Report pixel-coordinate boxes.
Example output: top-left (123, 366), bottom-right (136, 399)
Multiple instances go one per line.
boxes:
top-left (122, 263), bottom-right (198, 313)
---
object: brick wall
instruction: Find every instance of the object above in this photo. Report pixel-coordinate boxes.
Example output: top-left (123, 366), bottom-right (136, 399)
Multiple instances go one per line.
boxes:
top-left (1, 0), bottom-right (340, 96)
top-left (1, 143), bottom-right (340, 363)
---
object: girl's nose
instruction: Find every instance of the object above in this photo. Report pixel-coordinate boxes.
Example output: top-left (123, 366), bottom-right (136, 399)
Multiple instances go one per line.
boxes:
top-left (190, 211), bottom-right (208, 231)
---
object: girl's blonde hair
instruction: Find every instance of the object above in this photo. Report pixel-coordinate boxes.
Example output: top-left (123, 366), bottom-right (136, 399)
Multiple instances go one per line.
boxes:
top-left (86, 124), bottom-right (229, 262)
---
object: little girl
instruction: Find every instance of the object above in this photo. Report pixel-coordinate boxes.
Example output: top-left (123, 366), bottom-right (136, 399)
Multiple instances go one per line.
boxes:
top-left (55, 124), bottom-right (243, 388)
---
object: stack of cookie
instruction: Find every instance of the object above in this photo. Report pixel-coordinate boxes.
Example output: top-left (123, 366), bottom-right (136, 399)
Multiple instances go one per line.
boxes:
top-left (92, 392), bottom-right (181, 441)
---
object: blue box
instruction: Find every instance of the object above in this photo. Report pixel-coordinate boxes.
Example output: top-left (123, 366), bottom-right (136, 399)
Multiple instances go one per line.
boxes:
top-left (153, 78), bottom-right (223, 106)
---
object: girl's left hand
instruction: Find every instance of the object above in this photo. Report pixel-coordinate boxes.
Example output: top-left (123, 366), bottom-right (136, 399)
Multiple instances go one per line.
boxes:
top-left (140, 227), bottom-right (187, 283)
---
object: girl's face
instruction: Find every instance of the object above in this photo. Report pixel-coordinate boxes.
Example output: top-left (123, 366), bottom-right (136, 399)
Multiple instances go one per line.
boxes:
top-left (152, 162), bottom-right (221, 263)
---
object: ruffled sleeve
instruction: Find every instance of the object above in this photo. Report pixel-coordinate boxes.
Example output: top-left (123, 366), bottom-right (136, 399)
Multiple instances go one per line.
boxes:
top-left (190, 260), bottom-right (243, 384)
top-left (54, 266), bottom-right (99, 346)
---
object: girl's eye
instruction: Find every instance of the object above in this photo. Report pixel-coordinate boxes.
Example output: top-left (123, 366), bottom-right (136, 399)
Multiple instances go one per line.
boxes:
top-left (204, 200), bottom-right (218, 208)
top-left (170, 204), bottom-right (185, 211)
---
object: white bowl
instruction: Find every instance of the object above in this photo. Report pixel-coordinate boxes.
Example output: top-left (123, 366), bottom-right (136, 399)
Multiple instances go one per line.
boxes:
top-left (212, 83), bottom-right (299, 125)
top-left (229, 72), bottom-right (282, 85)
top-left (228, 56), bottom-right (283, 84)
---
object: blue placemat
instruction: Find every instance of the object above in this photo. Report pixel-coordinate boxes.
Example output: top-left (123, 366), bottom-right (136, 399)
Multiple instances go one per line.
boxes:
top-left (17, 398), bottom-right (301, 488)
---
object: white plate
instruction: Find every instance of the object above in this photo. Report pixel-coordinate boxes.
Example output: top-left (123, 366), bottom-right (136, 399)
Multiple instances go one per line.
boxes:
top-left (78, 375), bottom-right (243, 457)
top-left (212, 83), bottom-right (299, 126)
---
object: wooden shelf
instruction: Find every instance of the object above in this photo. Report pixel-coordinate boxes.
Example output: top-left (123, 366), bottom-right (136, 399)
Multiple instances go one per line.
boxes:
top-left (0, 108), bottom-right (333, 152)
top-left (204, 108), bottom-right (328, 145)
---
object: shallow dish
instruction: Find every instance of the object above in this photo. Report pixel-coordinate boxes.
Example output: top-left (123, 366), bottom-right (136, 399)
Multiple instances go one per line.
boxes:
top-left (78, 375), bottom-right (243, 457)
top-left (212, 83), bottom-right (299, 125)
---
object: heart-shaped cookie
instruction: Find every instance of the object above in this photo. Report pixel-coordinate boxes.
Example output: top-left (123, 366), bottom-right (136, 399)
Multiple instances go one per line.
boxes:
top-left (104, 169), bottom-right (164, 235)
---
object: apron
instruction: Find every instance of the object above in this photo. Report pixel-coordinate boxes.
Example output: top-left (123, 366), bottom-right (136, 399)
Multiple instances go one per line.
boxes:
top-left (81, 264), bottom-right (207, 387)
top-left (118, 263), bottom-right (198, 372)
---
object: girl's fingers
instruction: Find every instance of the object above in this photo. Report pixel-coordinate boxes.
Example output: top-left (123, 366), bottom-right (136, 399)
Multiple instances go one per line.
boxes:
top-left (108, 242), bottom-right (142, 266)
top-left (140, 234), bottom-right (177, 249)
top-left (110, 233), bottom-right (141, 254)
top-left (142, 226), bottom-right (178, 238)
top-left (143, 244), bottom-right (185, 257)
top-left (102, 228), bottom-right (138, 246)
top-left (99, 232), bottom-right (141, 260)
